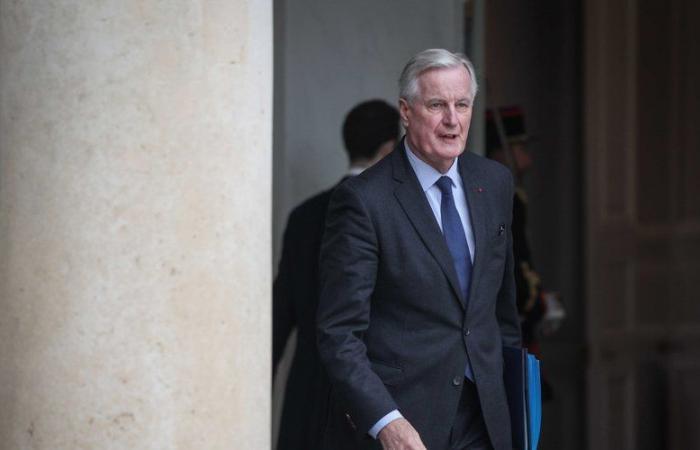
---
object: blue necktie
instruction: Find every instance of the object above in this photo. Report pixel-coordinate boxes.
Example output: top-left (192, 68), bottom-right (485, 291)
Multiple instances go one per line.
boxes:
top-left (436, 176), bottom-right (474, 381)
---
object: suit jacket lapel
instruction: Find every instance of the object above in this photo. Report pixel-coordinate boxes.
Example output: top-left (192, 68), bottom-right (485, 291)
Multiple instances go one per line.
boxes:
top-left (459, 153), bottom-right (487, 311)
top-left (392, 145), bottom-right (466, 309)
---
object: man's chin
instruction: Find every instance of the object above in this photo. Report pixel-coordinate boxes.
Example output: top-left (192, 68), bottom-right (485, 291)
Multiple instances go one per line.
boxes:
top-left (436, 142), bottom-right (466, 157)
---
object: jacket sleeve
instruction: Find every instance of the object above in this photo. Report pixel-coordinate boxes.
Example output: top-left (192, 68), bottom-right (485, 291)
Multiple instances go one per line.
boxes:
top-left (495, 171), bottom-right (523, 348)
top-left (316, 180), bottom-right (399, 434)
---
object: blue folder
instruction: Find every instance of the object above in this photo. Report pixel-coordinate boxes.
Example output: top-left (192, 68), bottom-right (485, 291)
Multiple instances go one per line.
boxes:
top-left (503, 346), bottom-right (542, 450)
top-left (527, 354), bottom-right (541, 450)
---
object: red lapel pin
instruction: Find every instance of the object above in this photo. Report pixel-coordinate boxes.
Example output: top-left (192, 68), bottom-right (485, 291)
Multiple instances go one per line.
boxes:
top-left (476, 187), bottom-right (484, 193)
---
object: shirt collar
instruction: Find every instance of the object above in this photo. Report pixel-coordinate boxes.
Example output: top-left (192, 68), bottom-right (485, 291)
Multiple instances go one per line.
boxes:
top-left (404, 140), bottom-right (461, 192)
top-left (347, 165), bottom-right (365, 177)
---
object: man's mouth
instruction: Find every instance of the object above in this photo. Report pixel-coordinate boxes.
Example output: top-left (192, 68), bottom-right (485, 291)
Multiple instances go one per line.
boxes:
top-left (439, 133), bottom-right (459, 140)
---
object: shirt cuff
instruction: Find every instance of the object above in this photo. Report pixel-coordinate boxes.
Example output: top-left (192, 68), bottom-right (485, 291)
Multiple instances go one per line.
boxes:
top-left (368, 410), bottom-right (403, 439)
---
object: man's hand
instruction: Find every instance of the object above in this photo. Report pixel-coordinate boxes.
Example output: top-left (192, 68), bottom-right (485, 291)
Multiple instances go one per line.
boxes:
top-left (378, 418), bottom-right (427, 450)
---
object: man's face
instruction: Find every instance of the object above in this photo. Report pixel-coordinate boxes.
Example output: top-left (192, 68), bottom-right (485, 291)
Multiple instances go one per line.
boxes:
top-left (400, 66), bottom-right (473, 173)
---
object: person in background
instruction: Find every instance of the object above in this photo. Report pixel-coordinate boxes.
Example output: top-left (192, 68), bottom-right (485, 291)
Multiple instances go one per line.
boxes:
top-left (273, 99), bottom-right (399, 450)
top-left (486, 106), bottom-right (566, 401)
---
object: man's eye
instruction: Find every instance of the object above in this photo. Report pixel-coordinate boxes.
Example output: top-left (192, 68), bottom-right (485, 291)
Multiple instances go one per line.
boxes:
top-left (456, 102), bottom-right (471, 111)
top-left (428, 102), bottom-right (442, 110)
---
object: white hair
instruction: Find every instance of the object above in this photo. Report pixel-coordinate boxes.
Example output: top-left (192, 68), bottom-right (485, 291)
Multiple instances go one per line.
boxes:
top-left (399, 48), bottom-right (478, 103)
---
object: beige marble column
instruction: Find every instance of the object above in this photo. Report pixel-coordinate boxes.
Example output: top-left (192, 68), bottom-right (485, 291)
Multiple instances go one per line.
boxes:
top-left (0, 2), bottom-right (271, 449)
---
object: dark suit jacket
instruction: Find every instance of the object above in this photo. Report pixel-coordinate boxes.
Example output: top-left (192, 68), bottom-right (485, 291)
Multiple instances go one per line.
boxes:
top-left (273, 182), bottom-right (344, 450)
top-left (317, 143), bottom-right (521, 450)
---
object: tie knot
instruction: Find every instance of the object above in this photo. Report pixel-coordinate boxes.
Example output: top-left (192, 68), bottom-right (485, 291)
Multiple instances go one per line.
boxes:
top-left (436, 176), bottom-right (453, 196)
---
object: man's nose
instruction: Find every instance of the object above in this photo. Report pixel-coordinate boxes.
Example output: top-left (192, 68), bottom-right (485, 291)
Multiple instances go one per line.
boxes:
top-left (442, 105), bottom-right (457, 126)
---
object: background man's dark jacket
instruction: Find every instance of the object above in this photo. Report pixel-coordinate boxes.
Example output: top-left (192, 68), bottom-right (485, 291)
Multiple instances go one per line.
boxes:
top-left (273, 186), bottom-right (336, 450)
top-left (317, 144), bottom-right (521, 450)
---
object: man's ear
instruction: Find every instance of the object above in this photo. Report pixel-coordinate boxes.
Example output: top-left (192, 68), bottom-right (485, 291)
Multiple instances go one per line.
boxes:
top-left (398, 98), bottom-right (411, 128)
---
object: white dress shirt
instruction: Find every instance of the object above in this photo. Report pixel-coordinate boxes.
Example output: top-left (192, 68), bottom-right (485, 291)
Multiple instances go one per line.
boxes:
top-left (404, 142), bottom-right (475, 262)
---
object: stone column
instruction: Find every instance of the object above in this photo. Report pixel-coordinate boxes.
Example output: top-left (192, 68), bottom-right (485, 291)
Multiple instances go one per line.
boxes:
top-left (0, 2), bottom-right (271, 449)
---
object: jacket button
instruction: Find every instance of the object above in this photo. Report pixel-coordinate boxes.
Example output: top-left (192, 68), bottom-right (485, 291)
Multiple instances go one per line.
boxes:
top-left (452, 376), bottom-right (462, 386)
top-left (464, 328), bottom-right (471, 336)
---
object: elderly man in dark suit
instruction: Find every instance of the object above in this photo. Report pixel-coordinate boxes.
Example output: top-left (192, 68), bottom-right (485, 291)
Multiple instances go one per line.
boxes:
top-left (317, 49), bottom-right (521, 450)
top-left (274, 100), bottom-right (399, 450)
